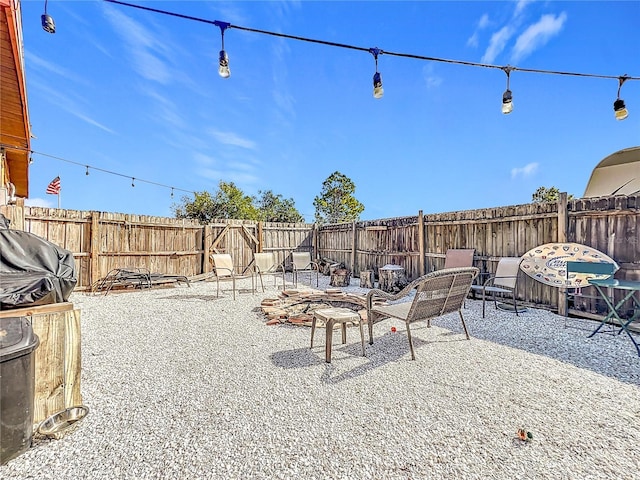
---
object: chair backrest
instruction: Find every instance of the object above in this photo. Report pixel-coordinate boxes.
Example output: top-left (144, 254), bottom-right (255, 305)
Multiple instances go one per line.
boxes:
top-left (254, 252), bottom-right (277, 273)
top-left (292, 252), bottom-right (312, 270)
top-left (443, 249), bottom-right (475, 269)
top-left (407, 267), bottom-right (479, 323)
top-left (493, 257), bottom-right (522, 289)
top-left (211, 253), bottom-right (234, 277)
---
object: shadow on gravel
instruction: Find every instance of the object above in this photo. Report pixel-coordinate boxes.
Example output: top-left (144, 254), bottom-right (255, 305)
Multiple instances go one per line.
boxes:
top-left (270, 327), bottom-right (469, 384)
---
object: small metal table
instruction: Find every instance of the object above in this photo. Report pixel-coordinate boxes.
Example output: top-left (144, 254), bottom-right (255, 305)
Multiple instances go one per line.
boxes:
top-left (587, 278), bottom-right (640, 357)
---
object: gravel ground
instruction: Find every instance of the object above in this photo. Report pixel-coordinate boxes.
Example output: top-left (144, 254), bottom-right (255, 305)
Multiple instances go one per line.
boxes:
top-left (2, 274), bottom-right (639, 479)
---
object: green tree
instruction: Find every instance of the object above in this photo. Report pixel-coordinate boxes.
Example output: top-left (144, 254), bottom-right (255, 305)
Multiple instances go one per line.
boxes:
top-left (256, 190), bottom-right (303, 223)
top-left (531, 186), bottom-right (574, 203)
top-left (172, 181), bottom-right (258, 223)
top-left (313, 171), bottom-right (364, 224)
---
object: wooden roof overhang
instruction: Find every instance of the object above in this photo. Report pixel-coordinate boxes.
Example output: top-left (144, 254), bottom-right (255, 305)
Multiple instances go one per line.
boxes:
top-left (1, 0), bottom-right (31, 198)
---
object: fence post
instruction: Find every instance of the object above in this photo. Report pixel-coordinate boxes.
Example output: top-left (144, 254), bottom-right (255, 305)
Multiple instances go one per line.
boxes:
top-left (257, 221), bottom-right (263, 253)
top-left (203, 225), bottom-right (212, 273)
top-left (351, 221), bottom-right (357, 274)
top-left (418, 210), bottom-right (425, 276)
top-left (90, 212), bottom-right (100, 288)
top-left (557, 193), bottom-right (568, 316)
top-left (557, 192), bottom-right (568, 243)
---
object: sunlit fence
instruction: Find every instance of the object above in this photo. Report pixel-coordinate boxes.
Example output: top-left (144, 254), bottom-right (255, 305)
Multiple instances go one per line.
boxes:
top-left (2, 193), bottom-right (637, 316)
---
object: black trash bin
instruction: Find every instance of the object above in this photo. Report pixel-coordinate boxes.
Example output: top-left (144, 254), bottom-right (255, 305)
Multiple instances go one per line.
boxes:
top-left (0, 317), bottom-right (40, 465)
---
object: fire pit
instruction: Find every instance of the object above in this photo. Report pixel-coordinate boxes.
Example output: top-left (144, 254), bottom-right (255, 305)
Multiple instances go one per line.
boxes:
top-left (261, 288), bottom-right (367, 327)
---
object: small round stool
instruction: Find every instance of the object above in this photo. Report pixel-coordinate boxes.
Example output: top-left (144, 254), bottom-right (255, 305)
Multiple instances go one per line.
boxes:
top-left (310, 307), bottom-right (365, 363)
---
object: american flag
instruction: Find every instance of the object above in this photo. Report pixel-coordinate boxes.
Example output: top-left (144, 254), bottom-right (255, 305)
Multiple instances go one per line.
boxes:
top-left (46, 176), bottom-right (61, 195)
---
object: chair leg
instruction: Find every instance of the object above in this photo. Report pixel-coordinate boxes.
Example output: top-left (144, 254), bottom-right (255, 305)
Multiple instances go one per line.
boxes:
top-left (482, 289), bottom-right (486, 318)
top-left (513, 296), bottom-right (519, 316)
top-left (368, 318), bottom-right (375, 345)
top-left (406, 323), bottom-right (416, 360)
top-left (310, 316), bottom-right (317, 348)
top-left (459, 311), bottom-right (470, 340)
top-left (358, 319), bottom-right (366, 356)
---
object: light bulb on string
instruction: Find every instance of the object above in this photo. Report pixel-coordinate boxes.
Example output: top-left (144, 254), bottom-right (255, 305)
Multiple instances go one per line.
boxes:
top-left (132, 178), bottom-right (135, 187)
top-left (85, 166), bottom-right (90, 176)
top-left (501, 66), bottom-right (514, 114)
top-left (215, 21), bottom-right (231, 78)
top-left (171, 188), bottom-right (174, 199)
top-left (613, 75), bottom-right (629, 121)
top-left (369, 48), bottom-right (384, 99)
top-left (41, 0), bottom-right (55, 33)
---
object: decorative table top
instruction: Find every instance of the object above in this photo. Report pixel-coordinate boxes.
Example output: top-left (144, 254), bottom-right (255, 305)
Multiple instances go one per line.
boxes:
top-left (520, 242), bottom-right (618, 288)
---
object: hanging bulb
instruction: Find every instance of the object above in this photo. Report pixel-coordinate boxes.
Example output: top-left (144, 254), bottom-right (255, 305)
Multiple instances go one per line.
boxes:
top-left (132, 178), bottom-right (135, 187)
top-left (373, 72), bottom-right (384, 99)
top-left (171, 188), bottom-right (175, 199)
top-left (613, 99), bottom-right (628, 121)
top-left (85, 166), bottom-right (90, 176)
top-left (41, 0), bottom-right (55, 33)
top-left (502, 89), bottom-right (513, 114)
top-left (218, 50), bottom-right (230, 78)
top-left (613, 76), bottom-right (629, 121)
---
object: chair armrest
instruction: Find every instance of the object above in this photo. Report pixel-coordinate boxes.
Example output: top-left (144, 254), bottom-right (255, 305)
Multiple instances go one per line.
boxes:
top-left (365, 275), bottom-right (426, 309)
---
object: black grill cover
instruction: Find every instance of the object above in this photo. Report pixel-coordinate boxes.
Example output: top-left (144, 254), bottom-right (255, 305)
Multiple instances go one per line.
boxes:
top-left (0, 214), bottom-right (77, 309)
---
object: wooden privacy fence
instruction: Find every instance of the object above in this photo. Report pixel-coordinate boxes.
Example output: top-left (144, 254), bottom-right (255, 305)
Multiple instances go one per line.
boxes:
top-left (317, 194), bottom-right (640, 312)
top-left (1, 193), bottom-right (638, 314)
top-left (0, 206), bottom-right (315, 290)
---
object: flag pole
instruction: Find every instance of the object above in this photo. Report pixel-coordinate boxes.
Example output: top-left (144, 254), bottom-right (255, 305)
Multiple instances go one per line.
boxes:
top-left (58, 191), bottom-right (61, 209)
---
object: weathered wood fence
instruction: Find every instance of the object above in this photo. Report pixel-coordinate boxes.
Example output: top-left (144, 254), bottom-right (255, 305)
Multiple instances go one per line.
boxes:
top-left (0, 206), bottom-right (315, 290)
top-left (1, 193), bottom-right (638, 315)
top-left (317, 194), bottom-right (639, 312)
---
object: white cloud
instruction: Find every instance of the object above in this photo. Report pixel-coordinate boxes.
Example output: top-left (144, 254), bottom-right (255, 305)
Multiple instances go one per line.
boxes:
top-left (481, 26), bottom-right (514, 64)
top-left (514, 0), bottom-right (535, 18)
top-left (511, 13), bottom-right (567, 62)
top-left (102, 4), bottom-right (172, 84)
top-left (209, 130), bottom-right (257, 150)
top-left (422, 64), bottom-right (443, 89)
top-left (25, 197), bottom-right (55, 208)
top-left (511, 162), bottom-right (539, 178)
top-left (25, 51), bottom-right (86, 85)
top-left (478, 13), bottom-right (490, 29)
top-left (466, 14), bottom-right (490, 48)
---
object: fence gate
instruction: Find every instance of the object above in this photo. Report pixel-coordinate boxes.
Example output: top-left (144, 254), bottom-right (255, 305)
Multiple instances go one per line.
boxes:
top-left (206, 221), bottom-right (259, 274)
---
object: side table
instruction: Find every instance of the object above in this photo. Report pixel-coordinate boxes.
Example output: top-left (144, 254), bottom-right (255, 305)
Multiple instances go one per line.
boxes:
top-left (310, 308), bottom-right (365, 363)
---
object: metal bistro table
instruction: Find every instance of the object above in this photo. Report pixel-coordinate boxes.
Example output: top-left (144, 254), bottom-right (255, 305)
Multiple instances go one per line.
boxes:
top-left (587, 278), bottom-right (640, 357)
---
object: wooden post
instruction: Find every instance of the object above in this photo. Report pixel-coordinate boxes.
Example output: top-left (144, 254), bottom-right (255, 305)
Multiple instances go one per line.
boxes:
top-left (557, 193), bottom-right (568, 316)
top-left (351, 221), bottom-right (357, 274)
top-left (257, 221), bottom-right (264, 253)
top-left (203, 225), bottom-right (212, 273)
top-left (90, 212), bottom-right (100, 289)
top-left (557, 192), bottom-right (568, 243)
top-left (312, 223), bottom-right (318, 260)
top-left (418, 210), bottom-right (425, 277)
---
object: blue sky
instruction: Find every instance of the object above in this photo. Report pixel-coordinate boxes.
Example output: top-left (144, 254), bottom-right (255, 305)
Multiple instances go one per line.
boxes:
top-left (20, 0), bottom-right (639, 221)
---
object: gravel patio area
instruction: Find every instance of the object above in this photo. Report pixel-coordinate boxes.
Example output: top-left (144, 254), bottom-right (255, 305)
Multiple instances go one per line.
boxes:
top-left (2, 274), bottom-right (639, 479)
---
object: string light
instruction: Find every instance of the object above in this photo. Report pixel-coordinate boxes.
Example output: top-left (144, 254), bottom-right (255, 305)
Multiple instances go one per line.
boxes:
top-left (614, 75), bottom-right (629, 121)
top-left (74, 1), bottom-right (640, 116)
top-left (131, 177), bottom-right (135, 187)
top-left (501, 66), bottom-right (514, 115)
top-left (0, 143), bottom-right (197, 197)
top-left (171, 188), bottom-right (174, 199)
top-left (215, 21), bottom-right (231, 78)
top-left (369, 48), bottom-right (384, 99)
top-left (41, 0), bottom-right (55, 34)
top-left (85, 165), bottom-right (90, 175)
